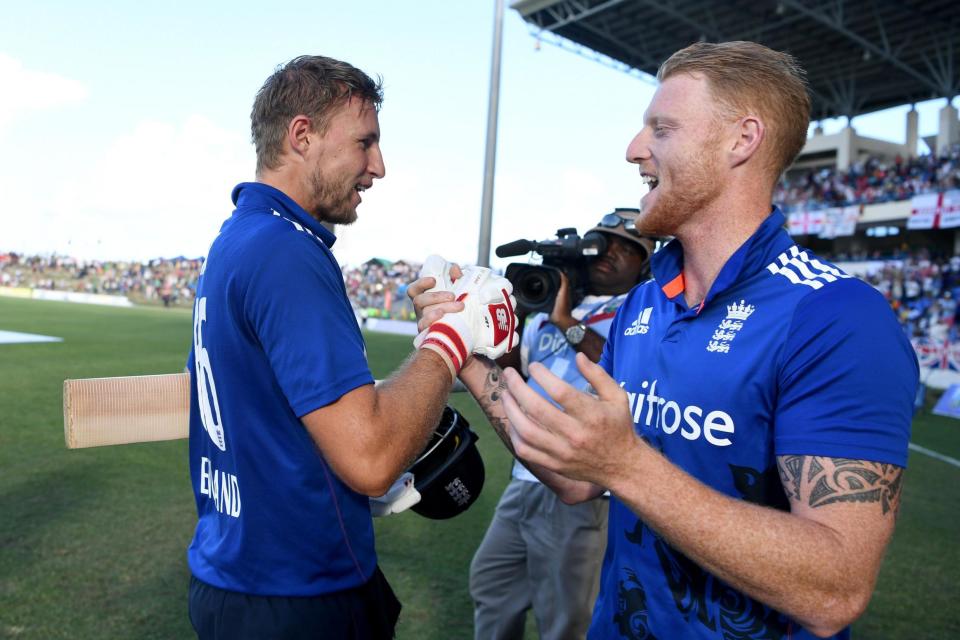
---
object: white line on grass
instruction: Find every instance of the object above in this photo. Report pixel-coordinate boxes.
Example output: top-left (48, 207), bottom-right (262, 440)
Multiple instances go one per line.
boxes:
top-left (908, 443), bottom-right (960, 469)
top-left (0, 329), bottom-right (62, 344)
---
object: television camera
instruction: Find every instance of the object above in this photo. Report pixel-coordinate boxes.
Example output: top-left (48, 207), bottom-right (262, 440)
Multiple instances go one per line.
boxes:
top-left (495, 228), bottom-right (608, 315)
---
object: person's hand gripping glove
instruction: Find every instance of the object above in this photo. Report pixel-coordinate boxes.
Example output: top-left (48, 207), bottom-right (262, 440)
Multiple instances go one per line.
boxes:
top-left (414, 263), bottom-right (519, 379)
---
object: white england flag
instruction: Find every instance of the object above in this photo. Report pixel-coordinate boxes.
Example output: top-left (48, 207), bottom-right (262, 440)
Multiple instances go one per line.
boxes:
top-left (907, 192), bottom-right (940, 229)
top-left (938, 190), bottom-right (960, 229)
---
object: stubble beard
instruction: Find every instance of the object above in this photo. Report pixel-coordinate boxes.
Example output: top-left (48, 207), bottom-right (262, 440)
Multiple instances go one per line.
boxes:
top-left (309, 165), bottom-right (358, 226)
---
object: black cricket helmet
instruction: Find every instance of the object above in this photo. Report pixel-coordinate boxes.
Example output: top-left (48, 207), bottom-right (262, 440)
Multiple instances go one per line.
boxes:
top-left (408, 406), bottom-right (485, 519)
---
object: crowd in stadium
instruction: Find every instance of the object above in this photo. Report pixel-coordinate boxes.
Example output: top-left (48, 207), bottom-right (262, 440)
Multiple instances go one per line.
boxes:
top-left (859, 253), bottom-right (960, 343)
top-left (0, 252), bottom-right (419, 320)
top-left (0, 253), bottom-right (203, 307)
top-left (342, 260), bottom-right (417, 321)
top-left (774, 143), bottom-right (960, 211)
top-left (3, 248), bottom-right (960, 344)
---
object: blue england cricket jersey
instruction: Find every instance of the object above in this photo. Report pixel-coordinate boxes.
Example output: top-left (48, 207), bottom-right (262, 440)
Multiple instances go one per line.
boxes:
top-left (590, 209), bottom-right (918, 639)
top-left (187, 182), bottom-right (376, 596)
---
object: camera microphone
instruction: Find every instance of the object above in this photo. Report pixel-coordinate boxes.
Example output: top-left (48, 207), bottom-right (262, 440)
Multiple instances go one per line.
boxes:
top-left (495, 239), bottom-right (535, 258)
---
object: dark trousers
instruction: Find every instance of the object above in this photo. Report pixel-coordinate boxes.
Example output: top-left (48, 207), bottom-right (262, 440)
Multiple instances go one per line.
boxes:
top-left (188, 567), bottom-right (401, 640)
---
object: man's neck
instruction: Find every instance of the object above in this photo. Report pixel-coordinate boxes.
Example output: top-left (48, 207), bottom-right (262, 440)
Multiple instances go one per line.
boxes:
top-left (674, 195), bottom-right (772, 308)
top-left (257, 171), bottom-right (314, 219)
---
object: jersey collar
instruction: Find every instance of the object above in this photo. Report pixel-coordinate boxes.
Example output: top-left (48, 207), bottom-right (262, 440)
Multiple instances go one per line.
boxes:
top-left (231, 182), bottom-right (338, 248)
top-left (651, 207), bottom-right (793, 312)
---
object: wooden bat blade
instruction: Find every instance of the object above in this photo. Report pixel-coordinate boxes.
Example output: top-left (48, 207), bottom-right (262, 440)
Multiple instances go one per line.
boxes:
top-left (63, 373), bottom-right (190, 449)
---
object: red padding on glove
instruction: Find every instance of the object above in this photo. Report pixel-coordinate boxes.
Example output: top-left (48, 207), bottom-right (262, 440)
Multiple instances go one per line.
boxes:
top-left (427, 322), bottom-right (469, 367)
top-left (501, 287), bottom-right (516, 351)
top-left (421, 337), bottom-right (463, 373)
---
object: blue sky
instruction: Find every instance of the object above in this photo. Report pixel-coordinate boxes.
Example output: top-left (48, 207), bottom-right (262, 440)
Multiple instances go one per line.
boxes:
top-left (0, 0), bottom-right (950, 268)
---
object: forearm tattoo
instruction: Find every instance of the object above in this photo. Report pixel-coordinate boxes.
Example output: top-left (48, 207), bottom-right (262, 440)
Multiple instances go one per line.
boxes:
top-left (474, 362), bottom-right (517, 456)
top-left (776, 455), bottom-right (904, 516)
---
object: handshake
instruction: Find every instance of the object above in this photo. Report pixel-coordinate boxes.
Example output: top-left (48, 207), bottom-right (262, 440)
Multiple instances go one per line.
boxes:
top-left (412, 255), bottom-right (519, 379)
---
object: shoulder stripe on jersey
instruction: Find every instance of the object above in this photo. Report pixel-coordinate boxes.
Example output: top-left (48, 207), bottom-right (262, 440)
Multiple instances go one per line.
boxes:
top-left (766, 245), bottom-right (853, 289)
top-left (271, 209), bottom-right (326, 248)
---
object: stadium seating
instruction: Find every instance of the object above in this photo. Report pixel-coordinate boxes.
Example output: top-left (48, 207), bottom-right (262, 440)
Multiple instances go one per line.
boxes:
top-left (775, 144), bottom-right (960, 212)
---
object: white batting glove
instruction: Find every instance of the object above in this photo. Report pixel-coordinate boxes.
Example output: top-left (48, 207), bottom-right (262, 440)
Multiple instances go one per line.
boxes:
top-left (418, 254), bottom-right (456, 293)
top-left (415, 266), bottom-right (518, 377)
top-left (452, 266), bottom-right (519, 359)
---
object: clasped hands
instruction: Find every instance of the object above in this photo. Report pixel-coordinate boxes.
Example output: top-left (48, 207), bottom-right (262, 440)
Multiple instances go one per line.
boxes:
top-left (408, 256), bottom-right (641, 488)
top-left (411, 256), bottom-right (519, 377)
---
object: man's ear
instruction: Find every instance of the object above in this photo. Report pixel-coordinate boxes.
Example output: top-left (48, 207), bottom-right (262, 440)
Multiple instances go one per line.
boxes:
top-left (287, 114), bottom-right (313, 158)
top-left (729, 115), bottom-right (764, 168)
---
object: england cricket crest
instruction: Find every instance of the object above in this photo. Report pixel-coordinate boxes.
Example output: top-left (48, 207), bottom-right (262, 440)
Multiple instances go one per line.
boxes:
top-left (706, 300), bottom-right (754, 354)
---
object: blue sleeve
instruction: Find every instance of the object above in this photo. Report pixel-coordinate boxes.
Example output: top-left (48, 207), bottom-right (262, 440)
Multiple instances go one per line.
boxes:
top-left (520, 312), bottom-right (546, 376)
top-left (774, 279), bottom-right (918, 467)
top-left (246, 232), bottom-right (373, 417)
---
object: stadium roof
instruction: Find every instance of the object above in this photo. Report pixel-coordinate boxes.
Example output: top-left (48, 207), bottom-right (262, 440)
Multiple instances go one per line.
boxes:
top-left (511, 0), bottom-right (960, 120)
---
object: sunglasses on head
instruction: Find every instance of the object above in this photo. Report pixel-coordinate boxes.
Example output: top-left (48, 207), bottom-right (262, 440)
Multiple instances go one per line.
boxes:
top-left (598, 211), bottom-right (640, 236)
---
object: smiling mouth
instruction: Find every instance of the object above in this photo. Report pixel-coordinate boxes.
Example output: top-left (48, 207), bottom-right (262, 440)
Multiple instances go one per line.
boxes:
top-left (641, 174), bottom-right (659, 190)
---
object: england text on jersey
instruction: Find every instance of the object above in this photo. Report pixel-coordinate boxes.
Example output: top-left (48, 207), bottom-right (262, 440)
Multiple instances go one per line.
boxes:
top-left (199, 456), bottom-right (242, 518)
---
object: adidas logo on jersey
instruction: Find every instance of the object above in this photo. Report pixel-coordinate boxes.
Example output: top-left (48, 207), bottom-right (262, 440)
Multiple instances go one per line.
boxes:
top-left (624, 307), bottom-right (653, 336)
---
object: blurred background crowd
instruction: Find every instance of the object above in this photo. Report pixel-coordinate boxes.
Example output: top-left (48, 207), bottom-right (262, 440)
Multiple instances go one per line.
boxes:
top-left (774, 144), bottom-right (960, 211)
top-left (3, 246), bottom-right (959, 344)
top-left (0, 254), bottom-right (203, 307)
top-left (858, 253), bottom-right (960, 343)
top-left (0, 252), bottom-right (419, 321)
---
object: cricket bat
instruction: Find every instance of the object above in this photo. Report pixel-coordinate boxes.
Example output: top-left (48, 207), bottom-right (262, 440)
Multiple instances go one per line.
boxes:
top-left (62, 372), bottom-right (447, 449)
top-left (63, 373), bottom-right (190, 449)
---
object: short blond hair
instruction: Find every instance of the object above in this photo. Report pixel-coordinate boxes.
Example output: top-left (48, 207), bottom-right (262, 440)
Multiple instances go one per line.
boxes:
top-left (251, 55), bottom-right (383, 176)
top-left (658, 41), bottom-right (810, 182)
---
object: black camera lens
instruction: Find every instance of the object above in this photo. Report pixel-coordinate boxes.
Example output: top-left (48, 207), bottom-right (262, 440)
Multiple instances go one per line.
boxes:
top-left (505, 264), bottom-right (564, 315)
top-left (520, 271), bottom-right (550, 304)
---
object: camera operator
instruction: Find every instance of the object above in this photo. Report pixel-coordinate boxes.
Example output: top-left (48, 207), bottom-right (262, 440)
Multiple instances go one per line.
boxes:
top-left (469, 210), bottom-right (655, 640)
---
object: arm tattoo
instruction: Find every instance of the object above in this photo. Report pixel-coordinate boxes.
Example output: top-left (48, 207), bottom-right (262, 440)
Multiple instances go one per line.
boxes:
top-left (777, 455), bottom-right (904, 516)
top-left (777, 455), bottom-right (804, 501)
top-left (474, 362), bottom-right (517, 456)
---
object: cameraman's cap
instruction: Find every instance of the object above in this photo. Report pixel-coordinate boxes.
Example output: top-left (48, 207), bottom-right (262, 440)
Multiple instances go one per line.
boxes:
top-left (588, 208), bottom-right (654, 259)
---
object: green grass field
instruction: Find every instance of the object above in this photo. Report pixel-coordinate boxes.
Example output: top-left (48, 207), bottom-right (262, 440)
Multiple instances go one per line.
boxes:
top-left (0, 296), bottom-right (958, 639)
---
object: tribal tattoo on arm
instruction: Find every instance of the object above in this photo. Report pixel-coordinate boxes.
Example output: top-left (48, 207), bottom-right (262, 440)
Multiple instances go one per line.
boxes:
top-left (776, 455), bottom-right (905, 517)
